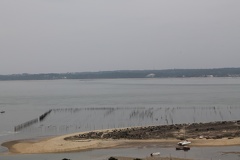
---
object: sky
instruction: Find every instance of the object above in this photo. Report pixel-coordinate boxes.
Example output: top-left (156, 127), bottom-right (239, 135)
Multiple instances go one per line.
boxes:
top-left (0, 0), bottom-right (240, 74)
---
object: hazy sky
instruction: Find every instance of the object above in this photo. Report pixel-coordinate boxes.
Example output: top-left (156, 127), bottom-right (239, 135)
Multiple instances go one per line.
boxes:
top-left (0, 0), bottom-right (240, 74)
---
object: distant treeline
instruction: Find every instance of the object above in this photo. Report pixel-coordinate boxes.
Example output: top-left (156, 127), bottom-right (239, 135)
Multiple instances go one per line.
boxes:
top-left (1, 68), bottom-right (240, 80)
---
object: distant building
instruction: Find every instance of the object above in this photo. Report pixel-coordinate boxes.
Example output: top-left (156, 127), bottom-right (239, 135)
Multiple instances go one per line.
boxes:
top-left (146, 73), bottom-right (155, 78)
top-left (206, 75), bottom-right (214, 77)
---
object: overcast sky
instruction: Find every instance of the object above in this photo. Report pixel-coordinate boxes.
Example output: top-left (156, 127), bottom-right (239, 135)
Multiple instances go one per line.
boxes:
top-left (0, 0), bottom-right (240, 74)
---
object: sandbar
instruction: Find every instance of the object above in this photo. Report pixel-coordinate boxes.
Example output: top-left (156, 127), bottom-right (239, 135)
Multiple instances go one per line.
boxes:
top-left (2, 120), bottom-right (240, 154)
top-left (2, 132), bottom-right (240, 154)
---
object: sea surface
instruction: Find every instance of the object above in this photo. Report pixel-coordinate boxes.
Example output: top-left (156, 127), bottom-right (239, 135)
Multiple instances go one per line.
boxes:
top-left (0, 78), bottom-right (240, 160)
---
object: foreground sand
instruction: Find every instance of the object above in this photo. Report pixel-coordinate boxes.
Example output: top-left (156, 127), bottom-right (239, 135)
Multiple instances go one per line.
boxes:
top-left (111, 156), bottom-right (192, 160)
top-left (2, 128), bottom-right (240, 154)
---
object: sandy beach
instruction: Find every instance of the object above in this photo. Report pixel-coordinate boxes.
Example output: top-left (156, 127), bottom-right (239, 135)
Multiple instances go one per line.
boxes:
top-left (1, 129), bottom-right (175, 154)
top-left (2, 127), bottom-right (240, 154)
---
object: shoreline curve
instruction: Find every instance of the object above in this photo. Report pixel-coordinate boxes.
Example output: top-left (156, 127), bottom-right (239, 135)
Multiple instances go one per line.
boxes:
top-left (2, 121), bottom-right (240, 154)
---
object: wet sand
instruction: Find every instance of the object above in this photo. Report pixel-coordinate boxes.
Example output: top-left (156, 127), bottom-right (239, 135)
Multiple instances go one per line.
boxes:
top-left (2, 120), bottom-right (240, 154)
top-left (2, 136), bottom-right (174, 154)
top-left (112, 157), bottom-right (192, 160)
top-left (3, 134), bottom-right (240, 154)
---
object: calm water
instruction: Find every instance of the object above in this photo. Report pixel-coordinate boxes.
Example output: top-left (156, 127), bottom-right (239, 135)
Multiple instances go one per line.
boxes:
top-left (0, 78), bottom-right (240, 159)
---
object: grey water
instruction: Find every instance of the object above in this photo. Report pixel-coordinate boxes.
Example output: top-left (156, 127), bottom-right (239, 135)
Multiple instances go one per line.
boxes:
top-left (1, 145), bottom-right (240, 160)
top-left (0, 78), bottom-right (240, 159)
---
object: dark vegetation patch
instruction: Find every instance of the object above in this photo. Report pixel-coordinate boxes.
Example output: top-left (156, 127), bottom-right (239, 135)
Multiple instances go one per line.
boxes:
top-left (64, 120), bottom-right (240, 141)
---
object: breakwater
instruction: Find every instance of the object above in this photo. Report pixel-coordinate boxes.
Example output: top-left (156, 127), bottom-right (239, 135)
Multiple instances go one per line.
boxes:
top-left (14, 110), bottom-right (52, 132)
top-left (39, 109), bottom-right (52, 121)
top-left (14, 118), bottom-right (38, 132)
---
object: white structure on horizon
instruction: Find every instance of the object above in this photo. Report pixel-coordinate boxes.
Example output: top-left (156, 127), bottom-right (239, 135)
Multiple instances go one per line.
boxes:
top-left (206, 75), bottom-right (214, 77)
top-left (146, 73), bottom-right (155, 78)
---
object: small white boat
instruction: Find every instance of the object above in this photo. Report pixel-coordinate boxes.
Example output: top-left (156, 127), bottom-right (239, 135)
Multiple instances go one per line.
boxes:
top-left (150, 152), bottom-right (160, 156)
top-left (178, 140), bottom-right (191, 146)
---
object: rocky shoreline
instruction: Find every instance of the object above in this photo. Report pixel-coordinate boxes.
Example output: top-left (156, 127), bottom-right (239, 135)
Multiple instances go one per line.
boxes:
top-left (65, 120), bottom-right (240, 141)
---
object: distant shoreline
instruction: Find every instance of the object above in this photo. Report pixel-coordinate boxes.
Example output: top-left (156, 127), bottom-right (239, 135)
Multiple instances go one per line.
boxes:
top-left (2, 120), bottom-right (240, 154)
top-left (1, 68), bottom-right (240, 80)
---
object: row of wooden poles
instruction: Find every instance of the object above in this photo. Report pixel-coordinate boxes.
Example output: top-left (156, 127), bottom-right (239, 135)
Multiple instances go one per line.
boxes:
top-left (14, 109), bottom-right (52, 132)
